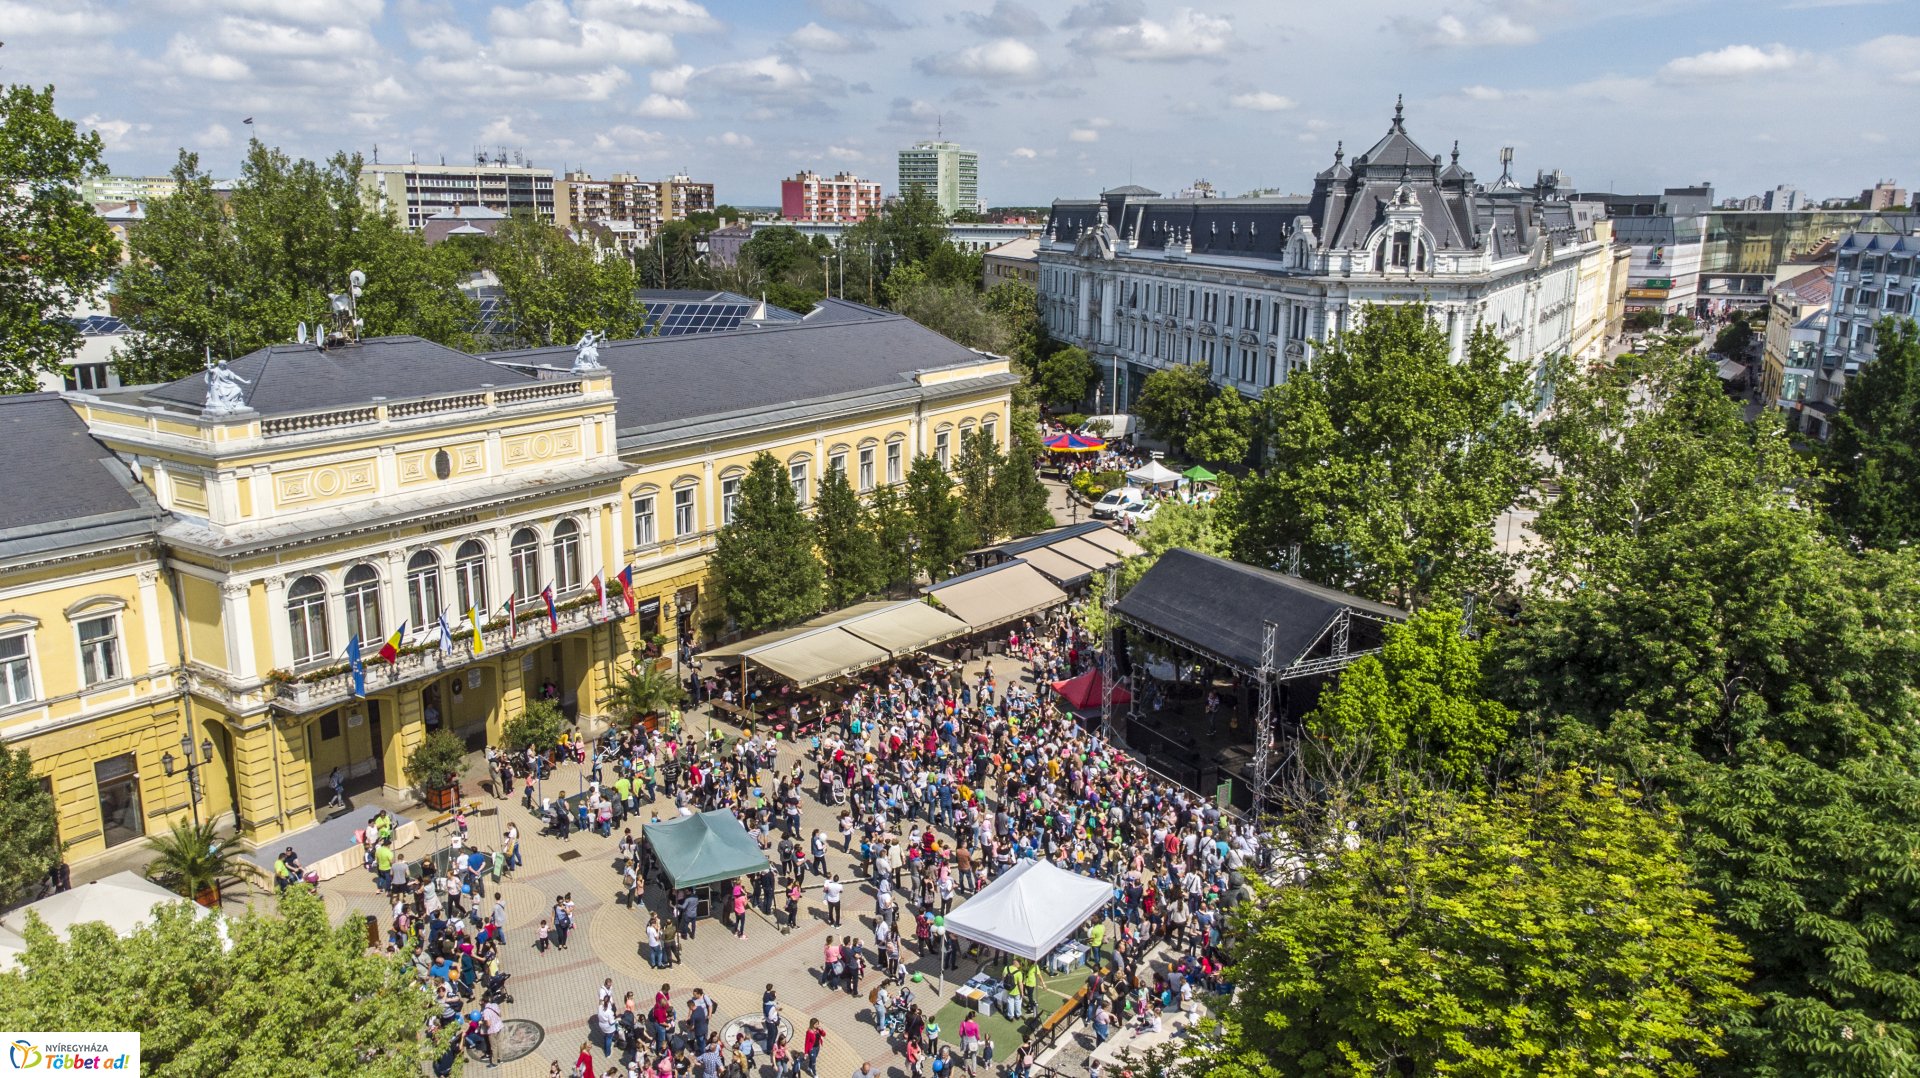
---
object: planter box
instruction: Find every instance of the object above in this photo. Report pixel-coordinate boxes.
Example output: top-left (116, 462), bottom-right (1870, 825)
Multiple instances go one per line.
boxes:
top-left (194, 885), bottom-right (221, 909)
top-left (424, 785), bottom-right (459, 811)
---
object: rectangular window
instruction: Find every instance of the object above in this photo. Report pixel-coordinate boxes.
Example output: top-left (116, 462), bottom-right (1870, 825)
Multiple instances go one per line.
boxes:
top-left (828, 452), bottom-right (847, 480)
top-left (0, 633), bottom-right (31, 706)
top-left (936, 431), bottom-right (951, 471)
top-left (983, 417), bottom-right (997, 447)
top-left (77, 615), bottom-right (120, 687)
top-left (95, 752), bottom-right (143, 848)
top-left (721, 476), bottom-right (742, 525)
top-left (886, 441), bottom-right (903, 484)
top-left (63, 363), bottom-right (111, 392)
top-left (320, 713), bottom-right (341, 740)
top-left (789, 461), bottom-right (808, 505)
top-left (858, 447), bottom-right (875, 491)
top-left (674, 488), bottom-right (696, 536)
top-left (633, 495), bottom-right (656, 547)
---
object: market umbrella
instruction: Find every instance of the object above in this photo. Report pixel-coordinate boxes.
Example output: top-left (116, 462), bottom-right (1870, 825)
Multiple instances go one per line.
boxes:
top-left (1043, 431), bottom-right (1106, 453)
top-left (1181, 465), bottom-right (1218, 482)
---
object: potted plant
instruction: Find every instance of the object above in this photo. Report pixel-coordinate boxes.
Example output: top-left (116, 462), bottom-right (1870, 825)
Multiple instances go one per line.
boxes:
top-left (144, 819), bottom-right (258, 907)
top-left (501, 698), bottom-right (567, 756)
top-left (405, 729), bottom-right (468, 810)
top-left (614, 661), bottom-right (687, 732)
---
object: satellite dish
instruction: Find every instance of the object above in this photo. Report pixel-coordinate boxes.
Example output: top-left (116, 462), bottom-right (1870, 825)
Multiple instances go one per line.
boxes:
top-left (348, 269), bottom-right (366, 294)
top-left (296, 322), bottom-right (309, 344)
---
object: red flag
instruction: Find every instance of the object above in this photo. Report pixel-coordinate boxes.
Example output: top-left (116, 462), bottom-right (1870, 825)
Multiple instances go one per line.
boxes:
top-left (616, 566), bottom-right (637, 615)
top-left (501, 595), bottom-right (516, 643)
top-left (542, 584), bottom-right (558, 632)
top-left (590, 572), bottom-right (605, 617)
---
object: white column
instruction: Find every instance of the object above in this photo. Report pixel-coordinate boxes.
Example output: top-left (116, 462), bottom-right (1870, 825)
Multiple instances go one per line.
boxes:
top-left (221, 580), bottom-right (255, 675)
top-left (1076, 274), bottom-right (1092, 341)
top-left (384, 549), bottom-right (408, 631)
top-left (1098, 276), bottom-right (1117, 346)
top-left (138, 569), bottom-right (166, 673)
top-left (262, 575), bottom-right (290, 670)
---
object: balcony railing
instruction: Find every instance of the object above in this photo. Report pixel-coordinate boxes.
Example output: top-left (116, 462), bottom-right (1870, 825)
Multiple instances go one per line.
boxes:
top-left (270, 598), bottom-right (606, 713)
top-left (258, 380), bottom-right (586, 438)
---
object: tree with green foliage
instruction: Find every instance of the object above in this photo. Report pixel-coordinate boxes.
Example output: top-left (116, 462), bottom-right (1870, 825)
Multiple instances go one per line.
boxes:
top-left (1201, 770), bottom-right (1754, 1078)
top-left (814, 466), bottom-right (885, 606)
top-left (983, 281), bottom-right (1047, 372)
top-left (613, 661), bottom-right (685, 722)
top-left (954, 429), bottom-right (1004, 543)
top-left (143, 819), bottom-right (258, 901)
top-left (0, 744), bottom-right (61, 908)
top-left (640, 220), bottom-right (707, 290)
top-left (1307, 608), bottom-right (1513, 786)
top-left (867, 481), bottom-right (916, 593)
top-left (1821, 316), bottom-right (1920, 550)
top-left (483, 213), bottom-right (648, 347)
top-left (905, 454), bottom-right (974, 583)
top-left (0, 888), bottom-right (437, 1076)
top-left (1132, 363), bottom-right (1215, 458)
top-left (1225, 305), bottom-right (1535, 608)
top-left (500, 698), bottom-right (566, 754)
top-left (404, 728), bottom-right (468, 793)
top-left (1185, 388), bottom-right (1256, 470)
top-left (1713, 316), bottom-right (1755, 356)
top-left (0, 85), bottom-right (121, 394)
top-left (1625, 308), bottom-right (1664, 333)
top-left (989, 438), bottom-right (1056, 538)
top-left (114, 142), bottom-right (474, 384)
top-left (711, 452), bottom-right (825, 631)
top-left (883, 265), bottom-right (1013, 354)
top-left (1034, 345), bottom-right (1098, 407)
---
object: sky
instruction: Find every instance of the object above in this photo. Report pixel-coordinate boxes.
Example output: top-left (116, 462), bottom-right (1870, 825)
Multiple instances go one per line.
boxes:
top-left (2, 0), bottom-right (1916, 207)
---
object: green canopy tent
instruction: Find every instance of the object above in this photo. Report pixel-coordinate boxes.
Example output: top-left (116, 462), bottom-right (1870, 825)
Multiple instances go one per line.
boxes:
top-left (1181, 465), bottom-right (1218, 482)
top-left (643, 810), bottom-right (771, 890)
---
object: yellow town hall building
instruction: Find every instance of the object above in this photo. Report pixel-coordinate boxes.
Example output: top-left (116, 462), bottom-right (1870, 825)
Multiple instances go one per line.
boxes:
top-left (0, 302), bottom-right (1016, 864)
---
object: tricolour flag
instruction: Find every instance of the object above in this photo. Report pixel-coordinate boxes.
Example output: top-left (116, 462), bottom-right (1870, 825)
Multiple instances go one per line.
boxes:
top-left (542, 584), bottom-right (558, 632)
top-left (467, 606), bottom-right (485, 655)
top-left (347, 634), bottom-right (365, 698)
top-left (590, 572), bottom-right (605, 621)
top-left (616, 566), bottom-right (637, 615)
top-left (501, 594), bottom-right (518, 643)
top-left (377, 622), bottom-right (407, 664)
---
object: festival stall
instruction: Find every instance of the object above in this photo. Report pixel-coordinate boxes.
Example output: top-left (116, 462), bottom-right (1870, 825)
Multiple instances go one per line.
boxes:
top-left (642, 809), bottom-right (771, 919)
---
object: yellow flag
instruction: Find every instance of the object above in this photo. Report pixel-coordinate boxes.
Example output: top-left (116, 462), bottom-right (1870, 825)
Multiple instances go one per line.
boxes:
top-left (467, 606), bottom-right (485, 655)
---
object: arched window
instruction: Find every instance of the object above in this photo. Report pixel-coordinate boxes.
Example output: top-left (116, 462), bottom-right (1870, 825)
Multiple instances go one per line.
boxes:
top-left (406, 550), bottom-right (441, 629)
top-left (510, 528), bottom-right (540, 601)
top-left (552, 519), bottom-right (582, 592)
top-left (454, 539), bottom-right (488, 614)
top-left (287, 575), bottom-right (329, 664)
top-left (342, 564), bottom-right (381, 643)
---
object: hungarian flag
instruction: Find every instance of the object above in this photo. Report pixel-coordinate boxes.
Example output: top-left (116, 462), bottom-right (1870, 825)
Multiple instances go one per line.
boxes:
top-left (377, 622), bottom-right (407, 664)
top-left (616, 566), bottom-right (637, 615)
top-left (466, 606), bottom-right (485, 655)
top-left (501, 594), bottom-right (517, 642)
top-left (541, 584), bottom-right (558, 632)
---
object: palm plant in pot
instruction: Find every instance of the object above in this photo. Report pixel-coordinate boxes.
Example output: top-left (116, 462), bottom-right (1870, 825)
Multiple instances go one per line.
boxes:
top-left (145, 819), bottom-right (258, 907)
top-left (405, 728), bottom-right (468, 810)
top-left (614, 660), bottom-right (686, 732)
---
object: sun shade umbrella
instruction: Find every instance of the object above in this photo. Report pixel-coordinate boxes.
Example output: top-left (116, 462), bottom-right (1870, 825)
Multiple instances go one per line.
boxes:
top-left (1181, 465), bottom-right (1218, 482)
top-left (1043, 431), bottom-right (1106, 452)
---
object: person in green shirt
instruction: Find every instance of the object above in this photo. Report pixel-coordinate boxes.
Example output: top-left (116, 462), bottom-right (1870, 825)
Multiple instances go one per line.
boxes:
top-left (1086, 917), bottom-right (1107, 971)
top-left (374, 842), bottom-right (395, 892)
top-left (1003, 959), bottom-right (1025, 1019)
top-left (615, 774), bottom-right (634, 820)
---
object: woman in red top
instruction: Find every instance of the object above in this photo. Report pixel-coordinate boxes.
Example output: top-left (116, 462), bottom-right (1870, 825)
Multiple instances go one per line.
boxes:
top-left (802, 1018), bottom-right (826, 1076)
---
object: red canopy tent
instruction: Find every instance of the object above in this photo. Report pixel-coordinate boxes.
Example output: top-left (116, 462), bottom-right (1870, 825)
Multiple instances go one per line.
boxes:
top-left (1050, 668), bottom-right (1131, 711)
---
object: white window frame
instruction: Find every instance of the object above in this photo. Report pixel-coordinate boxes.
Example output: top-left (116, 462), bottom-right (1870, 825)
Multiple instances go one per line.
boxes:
top-left (286, 575), bottom-right (331, 666)
top-left (935, 430), bottom-right (952, 471)
top-left (407, 551), bottom-right (442, 629)
top-left (789, 460), bottom-right (809, 505)
top-left (674, 487), bottom-right (696, 537)
top-left (552, 520), bottom-right (583, 592)
top-left (721, 475), bottom-right (743, 525)
top-left (887, 440), bottom-right (903, 484)
top-left (75, 613), bottom-right (123, 688)
top-left (0, 630), bottom-right (35, 707)
top-left (509, 529), bottom-right (541, 601)
top-left (342, 564), bottom-right (383, 643)
top-left (632, 494), bottom-right (657, 547)
top-left (453, 539), bottom-right (488, 614)
top-left (858, 446), bottom-right (875, 492)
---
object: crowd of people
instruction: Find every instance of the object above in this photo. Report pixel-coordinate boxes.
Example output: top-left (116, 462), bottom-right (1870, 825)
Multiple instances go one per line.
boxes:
top-left (356, 600), bottom-right (1262, 1077)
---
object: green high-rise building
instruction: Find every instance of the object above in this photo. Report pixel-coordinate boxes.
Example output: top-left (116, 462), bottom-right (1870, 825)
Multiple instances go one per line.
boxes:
top-left (897, 141), bottom-right (979, 217)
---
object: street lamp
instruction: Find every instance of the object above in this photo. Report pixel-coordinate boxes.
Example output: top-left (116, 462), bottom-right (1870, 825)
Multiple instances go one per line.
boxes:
top-left (160, 734), bottom-right (216, 829)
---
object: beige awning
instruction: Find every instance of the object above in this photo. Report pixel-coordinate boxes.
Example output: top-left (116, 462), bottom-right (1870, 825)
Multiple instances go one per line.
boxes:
top-left (838, 601), bottom-right (971, 654)
top-left (1075, 528), bottom-right (1145, 558)
top-left (1051, 535), bottom-right (1125, 572)
top-left (746, 628), bottom-right (891, 687)
top-left (1016, 546), bottom-right (1102, 585)
top-left (927, 561), bottom-right (1069, 628)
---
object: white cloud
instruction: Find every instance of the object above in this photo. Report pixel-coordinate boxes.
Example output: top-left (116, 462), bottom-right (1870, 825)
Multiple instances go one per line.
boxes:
top-left (163, 36), bottom-right (253, 81)
top-left (1011, 146), bottom-right (1039, 158)
top-left (1854, 34), bottom-right (1920, 83)
top-left (917, 39), bottom-right (1042, 79)
top-left (592, 124), bottom-right (666, 151)
top-left (0, 0), bottom-right (122, 35)
top-left (197, 122), bottom-right (235, 148)
top-left (208, 17), bottom-right (379, 59)
top-left (635, 93), bottom-right (694, 118)
top-left (487, 0), bottom-right (678, 71)
top-left (649, 64), bottom-right (695, 94)
top-left (1401, 10), bottom-right (1539, 47)
top-left (1460, 84), bottom-right (1505, 101)
top-left (962, 1), bottom-right (1048, 37)
top-left (811, 0), bottom-right (910, 30)
top-left (478, 116), bottom-right (527, 145)
top-left (825, 144), bottom-right (865, 161)
top-left (696, 55), bottom-right (816, 97)
top-left (80, 114), bottom-right (150, 149)
top-left (1069, 128), bottom-right (1099, 142)
top-left (1228, 91), bottom-right (1293, 112)
top-left (1071, 7), bottom-right (1232, 62)
top-left (709, 130), bottom-right (754, 148)
top-left (160, 0), bottom-right (385, 26)
top-left (576, 0), bottom-right (721, 33)
top-left (1661, 43), bottom-right (1802, 80)
top-left (786, 21), bottom-right (873, 52)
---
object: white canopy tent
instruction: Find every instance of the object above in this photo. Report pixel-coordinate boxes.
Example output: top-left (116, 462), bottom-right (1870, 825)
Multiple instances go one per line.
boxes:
top-left (1126, 460), bottom-right (1183, 488)
top-left (942, 858), bottom-right (1113, 960)
top-left (0, 871), bottom-right (218, 970)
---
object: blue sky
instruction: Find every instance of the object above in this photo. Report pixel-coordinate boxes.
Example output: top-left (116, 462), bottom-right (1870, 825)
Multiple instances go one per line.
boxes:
top-left (3, 0), bottom-right (1915, 206)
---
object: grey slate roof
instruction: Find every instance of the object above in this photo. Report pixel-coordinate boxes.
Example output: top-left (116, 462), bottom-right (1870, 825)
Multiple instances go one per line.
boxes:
top-left (0, 394), bottom-right (158, 558)
top-left (482, 311), bottom-right (1002, 438)
top-left (141, 336), bottom-right (537, 417)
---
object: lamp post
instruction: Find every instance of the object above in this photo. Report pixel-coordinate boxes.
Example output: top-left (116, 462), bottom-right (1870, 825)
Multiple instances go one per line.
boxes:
top-left (160, 734), bottom-right (216, 830)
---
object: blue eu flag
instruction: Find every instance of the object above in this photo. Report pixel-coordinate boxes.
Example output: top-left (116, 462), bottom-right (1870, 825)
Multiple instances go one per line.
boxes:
top-left (347, 634), bottom-right (366, 698)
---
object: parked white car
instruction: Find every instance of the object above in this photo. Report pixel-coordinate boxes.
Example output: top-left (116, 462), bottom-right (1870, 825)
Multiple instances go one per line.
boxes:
top-left (1091, 487), bottom-right (1148, 520)
top-left (1119, 499), bottom-right (1159, 525)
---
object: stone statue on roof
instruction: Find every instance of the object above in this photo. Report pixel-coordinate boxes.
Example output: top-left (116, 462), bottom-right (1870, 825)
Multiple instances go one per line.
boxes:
top-left (572, 329), bottom-right (604, 373)
top-left (202, 355), bottom-right (251, 416)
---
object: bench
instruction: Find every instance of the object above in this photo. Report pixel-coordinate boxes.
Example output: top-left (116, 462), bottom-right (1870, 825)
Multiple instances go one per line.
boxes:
top-left (1032, 985), bottom-right (1090, 1051)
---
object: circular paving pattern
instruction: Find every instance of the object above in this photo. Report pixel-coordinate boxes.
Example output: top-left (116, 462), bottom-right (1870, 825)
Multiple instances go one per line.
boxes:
top-left (467, 1018), bottom-right (546, 1063)
top-left (718, 1013), bottom-right (793, 1051)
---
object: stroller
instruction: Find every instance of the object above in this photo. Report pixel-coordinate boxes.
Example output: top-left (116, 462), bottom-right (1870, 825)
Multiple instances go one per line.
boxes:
top-left (481, 971), bottom-right (513, 1006)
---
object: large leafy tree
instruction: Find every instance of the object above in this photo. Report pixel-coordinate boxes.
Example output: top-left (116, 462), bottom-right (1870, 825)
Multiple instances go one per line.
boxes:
top-left (1034, 345), bottom-right (1099, 408)
top-left (0, 888), bottom-right (435, 1076)
top-left (483, 213), bottom-right (648, 347)
top-left (1226, 304), bottom-right (1535, 608)
top-left (1307, 607), bottom-right (1513, 787)
top-left (954, 429), bottom-right (1004, 543)
top-left (1821, 316), bottom-right (1920, 550)
top-left (983, 281), bottom-right (1047, 372)
top-left (114, 142), bottom-right (473, 383)
top-left (814, 466), bottom-right (884, 607)
top-left (988, 438), bottom-right (1056, 539)
top-left (710, 452), bottom-right (825, 631)
top-left (1132, 363), bottom-right (1214, 458)
top-left (0, 744), bottom-right (61, 907)
top-left (905, 454), bottom-right (974, 583)
top-left (0, 84), bottom-right (120, 393)
top-left (639, 220), bottom-right (706, 290)
top-left (1185, 388), bottom-right (1256, 470)
top-left (867, 482), bottom-right (916, 593)
top-left (1204, 770), bottom-right (1754, 1078)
